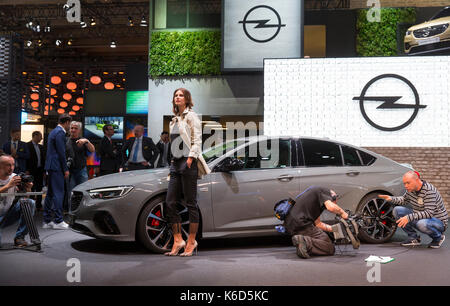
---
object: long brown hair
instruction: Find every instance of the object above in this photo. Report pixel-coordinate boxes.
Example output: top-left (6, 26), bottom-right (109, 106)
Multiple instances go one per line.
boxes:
top-left (172, 88), bottom-right (194, 115)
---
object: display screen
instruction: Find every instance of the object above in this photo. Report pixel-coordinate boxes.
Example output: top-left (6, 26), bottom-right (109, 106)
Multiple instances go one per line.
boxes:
top-left (126, 91), bottom-right (149, 114)
top-left (84, 91), bottom-right (126, 115)
top-left (124, 116), bottom-right (148, 140)
top-left (84, 116), bottom-right (124, 140)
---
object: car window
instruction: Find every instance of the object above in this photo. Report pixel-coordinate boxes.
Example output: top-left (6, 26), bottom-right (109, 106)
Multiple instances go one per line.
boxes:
top-left (235, 139), bottom-right (291, 169)
top-left (341, 145), bottom-right (362, 166)
top-left (202, 140), bottom-right (244, 163)
top-left (357, 150), bottom-right (377, 166)
top-left (431, 7), bottom-right (450, 20)
top-left (301, 139), bottom-right (343, 167)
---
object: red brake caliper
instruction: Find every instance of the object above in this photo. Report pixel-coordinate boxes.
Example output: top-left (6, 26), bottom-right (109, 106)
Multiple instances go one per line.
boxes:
top-left (151, 210), bottom-right (161, 227)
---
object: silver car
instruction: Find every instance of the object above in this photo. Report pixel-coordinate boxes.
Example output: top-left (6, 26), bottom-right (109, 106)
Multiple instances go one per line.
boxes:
top-left (69, 136), bottom-right (409, 253)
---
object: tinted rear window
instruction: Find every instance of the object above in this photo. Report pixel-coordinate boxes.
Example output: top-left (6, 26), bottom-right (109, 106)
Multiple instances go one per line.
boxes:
top-left (358, 150), bottom-right (377, 166)
top-left (301, 139), bottom-right (342, 167)
top-left (342, 146), bottom-right (362, 166)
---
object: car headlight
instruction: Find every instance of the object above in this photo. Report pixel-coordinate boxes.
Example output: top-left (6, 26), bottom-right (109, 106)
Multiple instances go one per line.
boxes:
top-left (406, 30), bottom-right (412, 36)
top-left (88, 186), bottom-right (134, 199)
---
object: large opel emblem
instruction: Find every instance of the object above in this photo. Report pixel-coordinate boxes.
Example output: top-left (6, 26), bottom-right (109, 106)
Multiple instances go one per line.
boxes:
top-left (352, 74), bottom-right (427, 131)
top-left (238, 5), bottom-right (286, 43)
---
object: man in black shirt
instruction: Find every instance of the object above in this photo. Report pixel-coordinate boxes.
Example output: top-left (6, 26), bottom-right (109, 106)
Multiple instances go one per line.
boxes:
top-left (284, 186), bottom-right (348, 259)
top-left (66, 121), bottom-right (95, 211)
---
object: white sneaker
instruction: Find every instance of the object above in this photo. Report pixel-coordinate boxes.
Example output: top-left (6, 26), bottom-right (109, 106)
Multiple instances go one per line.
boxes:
top-left (43, 221), bottom-right (55, 229)
top-left (52, 221), bottom-right (69, 230)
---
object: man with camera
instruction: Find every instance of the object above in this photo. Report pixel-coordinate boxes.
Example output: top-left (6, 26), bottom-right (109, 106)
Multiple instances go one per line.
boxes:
top-left (0, 155), bottom-right (35, 247)
top-left (66, 121), bottom-right (95, 211)
top-left (283, 186), bottom-right (349, 259)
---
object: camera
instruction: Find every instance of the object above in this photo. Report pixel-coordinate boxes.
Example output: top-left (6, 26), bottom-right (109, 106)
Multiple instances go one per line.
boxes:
top-left (17, 172), bottom-right (34, 192)
top-left (67, 157), bottom-right (74, 169)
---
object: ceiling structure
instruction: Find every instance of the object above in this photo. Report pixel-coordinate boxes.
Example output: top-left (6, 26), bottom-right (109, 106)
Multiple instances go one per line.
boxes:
top-left (0, 0), bottom-right (150, 67)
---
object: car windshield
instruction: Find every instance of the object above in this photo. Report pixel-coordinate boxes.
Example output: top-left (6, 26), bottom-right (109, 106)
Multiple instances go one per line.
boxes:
top-left (430, 7), bottom-right (450, 20)
top-left (202, 139), bottom-right (247, 164)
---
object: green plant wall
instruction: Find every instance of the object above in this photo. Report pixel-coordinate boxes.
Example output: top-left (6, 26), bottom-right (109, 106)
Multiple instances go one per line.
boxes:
top-left (356, 8), bottom-right (416, 56)
top-left (149, 30), bottom-right (221, 77)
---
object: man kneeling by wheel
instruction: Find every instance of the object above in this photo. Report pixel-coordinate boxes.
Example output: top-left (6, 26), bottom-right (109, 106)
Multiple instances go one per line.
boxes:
top-left (283, 186), bottom-right (349, 259)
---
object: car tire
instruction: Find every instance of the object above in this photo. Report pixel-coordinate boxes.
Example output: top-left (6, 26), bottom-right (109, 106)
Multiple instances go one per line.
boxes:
top-left (356, 193), bottom-right (397, 244)
top-left (136, 195), bottom-right (190, 253)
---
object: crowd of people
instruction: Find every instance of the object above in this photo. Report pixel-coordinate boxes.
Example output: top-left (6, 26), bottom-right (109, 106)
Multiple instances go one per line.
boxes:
top-left (0, 113), bottom-right (170, 242)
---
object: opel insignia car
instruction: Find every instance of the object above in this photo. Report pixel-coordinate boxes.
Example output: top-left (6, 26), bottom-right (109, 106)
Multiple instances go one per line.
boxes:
top-left (69, 136), bottom-right (410, 253)
top-left (404, 6), bottom-right (450, 55)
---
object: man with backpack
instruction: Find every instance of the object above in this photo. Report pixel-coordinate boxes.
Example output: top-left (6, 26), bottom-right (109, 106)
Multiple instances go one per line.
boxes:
top-left (280, 186), bottom-right (349, 259)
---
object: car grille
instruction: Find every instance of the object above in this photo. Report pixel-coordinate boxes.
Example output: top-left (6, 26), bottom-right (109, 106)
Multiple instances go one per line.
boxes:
top-left (71, 191), bottom-right (84, 212)
top-left (409, 40), bottom-right (450, 54)
top-left (413, 24), bottom-right (449, 38)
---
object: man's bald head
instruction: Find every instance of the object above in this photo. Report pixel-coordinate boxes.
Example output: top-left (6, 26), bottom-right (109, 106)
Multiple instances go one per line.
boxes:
top-left (0, 154), bottom-right (15, 177)
top-left (402, 171), bottom-right (422, 193)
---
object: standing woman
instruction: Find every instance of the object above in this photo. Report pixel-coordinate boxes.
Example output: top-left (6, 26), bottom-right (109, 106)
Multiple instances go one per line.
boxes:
top-left (165, 88), bottom-right (210, 256)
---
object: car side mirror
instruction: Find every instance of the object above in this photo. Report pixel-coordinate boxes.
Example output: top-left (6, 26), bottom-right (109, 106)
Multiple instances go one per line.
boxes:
top-left (214, 157), bottom-right (245, 173)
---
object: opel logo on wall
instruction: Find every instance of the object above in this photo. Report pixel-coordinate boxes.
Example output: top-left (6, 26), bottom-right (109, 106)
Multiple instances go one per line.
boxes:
top-left (238, 5), bottom-right (286, 43)
top-left (352, 74), bottom-right (427, 131)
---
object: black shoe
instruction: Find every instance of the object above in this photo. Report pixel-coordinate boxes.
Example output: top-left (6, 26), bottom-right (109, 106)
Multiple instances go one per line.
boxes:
top-left (401, 237), bottom-right (421, 246)
top-left (428, 235), bottom-right (445, 249)
top-left (292, 235), bottom-right (310, 259)
top-left (14, 237), bottom-right (28, 248)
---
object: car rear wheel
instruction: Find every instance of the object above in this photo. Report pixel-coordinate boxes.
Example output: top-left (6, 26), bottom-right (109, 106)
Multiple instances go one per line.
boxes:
top-left (136, 195), bottom-right (190, 253)
top-left (356, 193), bottom-right (397, 244)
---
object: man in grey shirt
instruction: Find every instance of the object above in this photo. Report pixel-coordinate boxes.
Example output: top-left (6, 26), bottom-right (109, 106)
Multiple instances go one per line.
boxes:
top-left (0, 155), bottom-right (35, 247)
top-left (379, 171), bottom-right (448, 248)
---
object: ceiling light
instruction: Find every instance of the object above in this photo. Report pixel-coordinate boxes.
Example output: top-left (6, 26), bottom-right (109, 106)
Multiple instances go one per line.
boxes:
top-left (67, 38), bottom-right (73, 46)
top-left (44, 22), bottom-right (51, 33)
top-left (26, 40), bottom-right (32, 47)
top-left (80, 19), bottom-right (87, 28)
top-left (55, 39), bottom-right (62, 46)
top-left (110, 40), bottom-right (117, 48)
top-left (26, 19), bottom-right (33, 29)
top-left (90, 17), bottom-right (96, 26)
top-left (127, 17), bottom-right (134, 26)
top-left (140, 16), bottom-right (147, 27)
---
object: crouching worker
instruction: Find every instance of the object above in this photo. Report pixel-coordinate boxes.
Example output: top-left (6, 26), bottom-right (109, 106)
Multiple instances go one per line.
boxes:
top-left (379, 171), bottom-right (448, 248)
top-left (0, 155), bottom-right (35, 247)
top-left (282, 186), bottom-right (348, 259)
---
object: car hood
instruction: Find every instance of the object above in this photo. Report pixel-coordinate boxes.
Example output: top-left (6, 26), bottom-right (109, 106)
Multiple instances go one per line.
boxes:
top-left (408, 17), bottom-right (450, 31)
top-left (74, 168), bottom-right (170, 191)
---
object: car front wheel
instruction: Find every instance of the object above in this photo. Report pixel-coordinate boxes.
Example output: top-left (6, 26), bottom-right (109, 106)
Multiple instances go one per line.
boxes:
top-left (136, 195), bottom-right (190, 253)
top-left (356, 193), bottom-right (397, 244)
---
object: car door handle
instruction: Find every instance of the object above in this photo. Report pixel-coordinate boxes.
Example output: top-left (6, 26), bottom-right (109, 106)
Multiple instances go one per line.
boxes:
top-left (346, 171), bottom-right (360, 176)
top-left (277, 175), bottom-right (294, 182)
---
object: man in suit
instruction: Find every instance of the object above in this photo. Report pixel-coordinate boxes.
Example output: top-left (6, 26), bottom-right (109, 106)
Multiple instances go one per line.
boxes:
top-left (26, 131), bottom-right (45, 210)
top-left (43, 114), bottom-right (71, 230)
top-left (156, 131), bottom-right (171, 168)
top-left (2, 129), bottom-right (30, 174)
top-left (121, 125), bottom-right (159, 171)
top-left (98, 124), bottom-right (121, 176)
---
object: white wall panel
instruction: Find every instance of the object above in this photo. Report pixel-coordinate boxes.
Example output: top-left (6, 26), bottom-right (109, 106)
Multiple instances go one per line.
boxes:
top-left (264, 56), bottom-right (450, 147)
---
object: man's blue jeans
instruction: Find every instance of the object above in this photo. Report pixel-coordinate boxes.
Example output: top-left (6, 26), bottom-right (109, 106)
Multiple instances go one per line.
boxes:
top-left (68, 167), bottom-right (88, 213)
top-left (0, 199), bottom-right (36, 244)
top-left (393, 206), bottom-right (445, 241)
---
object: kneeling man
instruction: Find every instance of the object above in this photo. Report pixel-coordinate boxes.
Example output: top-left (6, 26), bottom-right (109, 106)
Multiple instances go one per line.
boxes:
top-left (379, 171), bottom-right (448, 248)
top-left (285, 186), bottom-right (348, 259)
